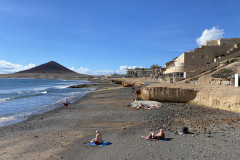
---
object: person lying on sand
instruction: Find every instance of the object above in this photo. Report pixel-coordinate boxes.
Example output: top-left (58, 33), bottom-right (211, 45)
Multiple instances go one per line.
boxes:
top-left (134, 103), bottom-right (146, 110)
top-left (148, 104), bottom-right (161, 109)
top-left (91, 130), bottom-right (103, 144)
top-left (142, 129), bottom-right (165, 139)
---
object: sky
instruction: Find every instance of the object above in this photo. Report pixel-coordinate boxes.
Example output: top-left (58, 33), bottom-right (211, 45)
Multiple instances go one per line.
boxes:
top-left (0, 0), bottom-right (240, 75)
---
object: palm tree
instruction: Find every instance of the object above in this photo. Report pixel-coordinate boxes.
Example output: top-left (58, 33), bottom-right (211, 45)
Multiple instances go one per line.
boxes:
top-left (150, 64), bottom-right (162, 77)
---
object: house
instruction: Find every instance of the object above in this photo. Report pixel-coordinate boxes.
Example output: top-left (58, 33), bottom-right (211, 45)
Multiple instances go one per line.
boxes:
top-left (125, 68), bottom-right (155, 77)
top-left (205, 38), bottom-right (240, 46)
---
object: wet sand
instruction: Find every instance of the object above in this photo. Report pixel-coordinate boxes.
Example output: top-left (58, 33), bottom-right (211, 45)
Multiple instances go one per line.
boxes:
top-left (0, 79), bottom-right (240, 160)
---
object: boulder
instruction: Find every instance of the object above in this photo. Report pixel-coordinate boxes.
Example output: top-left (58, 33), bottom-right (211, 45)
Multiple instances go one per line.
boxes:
top-left (122, 81), bottom-right (135, 87)
top-left (134, 82), bottom-right (144, 87)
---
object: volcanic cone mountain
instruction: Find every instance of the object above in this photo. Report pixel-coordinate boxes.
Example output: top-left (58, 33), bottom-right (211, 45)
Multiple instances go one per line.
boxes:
top-left (17, 61), bottom-right (77, 74)
top-left (0, 61), bottom-right (88, 80)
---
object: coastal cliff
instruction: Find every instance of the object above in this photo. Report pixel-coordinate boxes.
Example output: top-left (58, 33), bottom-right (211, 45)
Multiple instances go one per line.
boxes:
top-left (140, 86), bottom-right (197, 103)
top-left (140, 84), bottom-right (240, 113)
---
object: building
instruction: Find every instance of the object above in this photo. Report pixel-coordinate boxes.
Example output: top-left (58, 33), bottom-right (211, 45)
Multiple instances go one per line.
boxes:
top-left (164, 38), bottom-right (240, 78)
top-left (125, 68), bottom-right (159, 77)
top-left (205, 38), bottom-right (240, 46)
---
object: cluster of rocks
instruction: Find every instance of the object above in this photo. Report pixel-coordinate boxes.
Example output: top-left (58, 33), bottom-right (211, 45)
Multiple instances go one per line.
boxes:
top-left (111, 78), bottom-right (144, 87)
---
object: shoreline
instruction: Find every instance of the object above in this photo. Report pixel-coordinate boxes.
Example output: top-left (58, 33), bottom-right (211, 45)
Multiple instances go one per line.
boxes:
top-left (0, 79), bottom-right (240, 159)
top-left (0, 79), bottom-right (99, 128)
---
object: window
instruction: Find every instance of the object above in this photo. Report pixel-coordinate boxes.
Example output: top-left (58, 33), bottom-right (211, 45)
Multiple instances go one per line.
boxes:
top-left (206, 55), bottom-right (209, 59)
top-left (192, 55), bottom-right (194, 59)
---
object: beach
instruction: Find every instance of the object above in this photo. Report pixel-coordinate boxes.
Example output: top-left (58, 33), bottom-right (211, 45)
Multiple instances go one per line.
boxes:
top-left (0, 79), bottom-right (240, 160)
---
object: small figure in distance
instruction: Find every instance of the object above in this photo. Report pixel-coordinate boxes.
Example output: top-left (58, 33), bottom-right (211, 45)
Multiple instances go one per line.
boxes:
top-left (142, 129), bottom-right (165, 140)
top-left (62, 98), bottom-right (70, 109)
top-left (91, 130), bottom-right (103, 145)
top-left (131, 85), bottom-right (135, 93)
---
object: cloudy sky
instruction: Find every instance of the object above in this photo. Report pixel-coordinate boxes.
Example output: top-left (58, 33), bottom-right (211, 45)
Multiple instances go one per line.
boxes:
top-left (1, 0), bottom-right (240, 75)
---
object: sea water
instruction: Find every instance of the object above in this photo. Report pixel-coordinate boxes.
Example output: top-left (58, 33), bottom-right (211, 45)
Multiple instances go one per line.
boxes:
top-left (0, 78), bottom-right (96, 127)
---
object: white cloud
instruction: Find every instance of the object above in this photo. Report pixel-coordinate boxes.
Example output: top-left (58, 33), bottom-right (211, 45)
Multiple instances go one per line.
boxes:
top-left (116, 65), bottom-right (141, 74)
top-left (71, 65), bottom-right (142, 75)
top-left (196, 26), bottom-right (224, 46)
top-left (71, 67), bottom-right (92, 74)
top-left (0, 60), bottom-right (36, 74)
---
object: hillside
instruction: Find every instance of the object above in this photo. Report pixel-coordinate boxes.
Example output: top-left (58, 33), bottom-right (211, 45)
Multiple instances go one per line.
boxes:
top-left (0, 61), bottom-right (89, 80)
top-left (17, 61), bottom-right (77, 74)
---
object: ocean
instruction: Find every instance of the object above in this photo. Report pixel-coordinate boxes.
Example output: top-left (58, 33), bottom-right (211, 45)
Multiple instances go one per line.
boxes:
top-left (0, 78), bottom-right (96, 127)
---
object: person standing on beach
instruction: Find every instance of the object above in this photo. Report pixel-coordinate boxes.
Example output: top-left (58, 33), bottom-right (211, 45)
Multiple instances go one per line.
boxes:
top-left (131, 85), bottom-right (135, 93)
top-left (62, 99), bottom-right (70, 108)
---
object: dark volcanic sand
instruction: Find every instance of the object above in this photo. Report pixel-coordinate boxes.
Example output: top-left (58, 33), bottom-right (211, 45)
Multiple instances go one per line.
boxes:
top-left (0, 80), bottom-right (240, 160)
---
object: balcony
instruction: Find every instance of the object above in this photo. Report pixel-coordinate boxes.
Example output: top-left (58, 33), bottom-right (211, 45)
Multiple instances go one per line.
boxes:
top-left (164, 66), bottom-right (186, 74)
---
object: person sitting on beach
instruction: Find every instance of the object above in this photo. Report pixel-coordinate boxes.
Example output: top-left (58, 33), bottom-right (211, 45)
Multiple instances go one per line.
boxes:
top-left (91, 130), bottom-right (103, 145)
top-left (142, 129), bottom-right (165, 139)
top-left (131, 99), bottom-right (136, 104)
top-left (135, 90), bottom-right (141, 100)
top-left (62, 99), bottom-right (70, 108)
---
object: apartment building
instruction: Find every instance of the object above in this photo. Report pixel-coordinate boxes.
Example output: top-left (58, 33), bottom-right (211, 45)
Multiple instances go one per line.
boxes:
top-left (125, 68), bottom-right (164, 77)
top-left (164, 38), bottom-right (240, 78)
top-left (205, 38), bottom-right (240, 46)
top-left (125, 68), bottom-right (152, 77)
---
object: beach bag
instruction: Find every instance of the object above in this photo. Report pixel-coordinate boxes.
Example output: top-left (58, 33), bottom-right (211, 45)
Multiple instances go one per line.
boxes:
top-left (182, 127), bottom-right (189, 134)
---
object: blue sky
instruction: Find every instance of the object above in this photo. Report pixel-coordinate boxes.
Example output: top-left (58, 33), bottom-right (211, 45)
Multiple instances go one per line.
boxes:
top-left (0, 0), bottom-right (240, 75)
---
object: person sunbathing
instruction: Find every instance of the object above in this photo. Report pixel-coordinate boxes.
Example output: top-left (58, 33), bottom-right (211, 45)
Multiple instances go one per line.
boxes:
top-left (91, 130), bottom-right (103, 144)
top-left (134, 103), bottom-right (146, 110)
top-left (149, 104), bottom-right (161, 109)
top-left (142, 129), bottom-right (165, 139)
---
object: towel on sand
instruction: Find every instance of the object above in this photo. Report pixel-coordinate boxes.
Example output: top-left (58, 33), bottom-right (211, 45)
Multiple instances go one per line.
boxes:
top-left (143, 137), bottom-right (172, 141)
top-left (132, 100), bottom-right (162, 108)
top-left (87, 141), bottom-right (111, 146)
